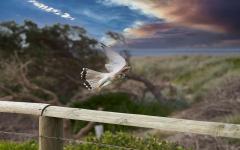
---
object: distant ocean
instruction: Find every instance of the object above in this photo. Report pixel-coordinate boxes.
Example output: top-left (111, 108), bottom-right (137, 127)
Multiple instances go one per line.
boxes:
top-left (127, 48), bottom-right (240, 56)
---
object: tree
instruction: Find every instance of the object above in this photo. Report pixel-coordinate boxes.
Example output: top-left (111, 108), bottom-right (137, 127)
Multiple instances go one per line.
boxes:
top-left (0, 21), bottom-right (106, 138)
top-left (0, 21), bottom-right (105, 105)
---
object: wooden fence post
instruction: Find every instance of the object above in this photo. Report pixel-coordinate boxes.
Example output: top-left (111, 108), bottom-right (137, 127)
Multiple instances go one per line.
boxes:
top-left (39, 116), bottom-right (63, 150)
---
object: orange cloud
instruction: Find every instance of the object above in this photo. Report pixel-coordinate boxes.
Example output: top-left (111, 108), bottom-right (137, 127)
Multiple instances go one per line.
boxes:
top-left (101, 0), bottom-right (240, 33)
top-left (124, 22), bottom-right (175, 38)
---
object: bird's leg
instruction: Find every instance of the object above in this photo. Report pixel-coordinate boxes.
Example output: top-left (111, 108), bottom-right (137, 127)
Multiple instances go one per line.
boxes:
top-left (96, 86), bottom-right (102, 93)
top-left (91, 84), bottom-right (102, 94)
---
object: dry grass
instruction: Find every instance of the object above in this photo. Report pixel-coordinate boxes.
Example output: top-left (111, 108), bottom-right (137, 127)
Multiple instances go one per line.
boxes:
top-left (131, 55), bottom-right (240, 104)
top-left (134, 60), bottom-right (240, 150)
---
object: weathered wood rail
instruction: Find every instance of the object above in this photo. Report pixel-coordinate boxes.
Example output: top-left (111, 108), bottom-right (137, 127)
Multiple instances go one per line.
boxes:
top-left (0, 101), bottom-right (240, 150)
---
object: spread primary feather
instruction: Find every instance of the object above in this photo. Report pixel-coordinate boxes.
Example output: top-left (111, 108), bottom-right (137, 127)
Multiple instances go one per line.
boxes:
top-left (81, 48), bottom-right (129, 91)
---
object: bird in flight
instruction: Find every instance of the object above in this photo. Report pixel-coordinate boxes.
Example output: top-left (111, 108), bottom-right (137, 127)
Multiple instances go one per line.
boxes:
top-left (81, 48), bottom-right (130, 91)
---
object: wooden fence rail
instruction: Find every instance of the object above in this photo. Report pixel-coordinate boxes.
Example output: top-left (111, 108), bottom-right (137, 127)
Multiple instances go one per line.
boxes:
top-left (1, 101), bottom-right (240, 150)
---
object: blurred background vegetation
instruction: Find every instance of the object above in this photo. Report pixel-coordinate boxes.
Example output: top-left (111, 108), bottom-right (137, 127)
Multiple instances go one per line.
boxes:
top-left (1, 20), bottom-right (240, 149)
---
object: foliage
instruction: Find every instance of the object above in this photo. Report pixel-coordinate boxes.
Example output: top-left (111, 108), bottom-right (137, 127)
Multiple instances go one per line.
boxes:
top-left (0, 140), bottom-right (37, 150)
top-left (0, 20), bottom-right (101, 60)
top-left (67, 131), bottom-right (186, 150)
top-left (0, 20), bottom-right (105, 104)
top-left (71, 92), bottom-right (172, 133)
top-left (0, 132), bottom-right (186, 150)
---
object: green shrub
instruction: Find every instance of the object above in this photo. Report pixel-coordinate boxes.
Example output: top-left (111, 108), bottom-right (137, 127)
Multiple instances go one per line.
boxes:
top-left (0, 140), bottom-right (37, 150)
top-left (71, 92), bottom-right (172, 133)
top-left (225, 57), bottom-right (240, 69)
top-left (0, 132), bottom-right (186, 150)
top-left (67, 131), bottom-right (186, 150)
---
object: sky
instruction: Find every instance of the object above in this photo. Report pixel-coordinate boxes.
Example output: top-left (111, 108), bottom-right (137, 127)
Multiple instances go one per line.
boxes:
top-left (1, 0), bottom-right (240, 52)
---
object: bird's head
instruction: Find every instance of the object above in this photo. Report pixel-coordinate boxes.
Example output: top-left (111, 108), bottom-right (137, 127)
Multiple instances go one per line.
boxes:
top-left (116, 65), bottom-right (131, 79)
top-left (121, 65), bottom-right (131, 74)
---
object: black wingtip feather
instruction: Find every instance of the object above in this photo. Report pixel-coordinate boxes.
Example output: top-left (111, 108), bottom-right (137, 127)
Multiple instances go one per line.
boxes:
top-left (83, 81), bottom-right (92, 90)
top-left (80, 68), bottom-right (87, 80)
top-left (81, 68), bottom-right (92, 90)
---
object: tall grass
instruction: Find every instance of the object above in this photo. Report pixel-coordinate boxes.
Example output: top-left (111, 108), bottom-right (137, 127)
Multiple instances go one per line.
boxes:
top-left (131, 55), bottom-right (240, 103)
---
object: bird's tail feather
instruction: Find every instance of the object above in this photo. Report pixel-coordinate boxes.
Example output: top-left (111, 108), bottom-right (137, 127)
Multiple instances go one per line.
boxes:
top-left (80, 68), bottom-right (105, 90)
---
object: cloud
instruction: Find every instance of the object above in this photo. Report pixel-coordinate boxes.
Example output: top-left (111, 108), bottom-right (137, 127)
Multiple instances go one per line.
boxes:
top-left (98, 0), bottom-right (158, 17)
top-left (28, 0), bottom-right (75, 20)
top-left (81, 9), bottom-right (120, 23)
top-left (123, 21), bottom-right (173, 38)
top-left (123, 20), bottom-right (148, 38)
top-left (82, 9), bottom-right (105, 21)
top-left (98, 0), bottom-right (240, 49)
top-left (118, 22), bottom-right (240, 49)
top-left (99, 0), bottom-right (240, 33)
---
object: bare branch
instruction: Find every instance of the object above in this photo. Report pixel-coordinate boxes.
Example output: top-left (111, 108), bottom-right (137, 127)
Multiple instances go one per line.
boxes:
top-left (16, 59), bottom-right (60, 105)
top-left (65, 74), bottom-right (82, 85)
top-left (74, 107), bottom-right (103, 139)
top-left (74, 122), bottom-right (96, 139)
top-left (127, 73), bottom-right (167, 104)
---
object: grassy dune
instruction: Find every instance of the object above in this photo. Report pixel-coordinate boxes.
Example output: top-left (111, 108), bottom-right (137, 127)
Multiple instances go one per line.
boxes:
top-left (132, 55), bottom-right (240, 149)
top-left (131, 55), bottom-right (240, 103)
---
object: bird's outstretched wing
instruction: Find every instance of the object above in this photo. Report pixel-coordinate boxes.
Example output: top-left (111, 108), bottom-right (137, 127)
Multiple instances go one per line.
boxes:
top-left (104, 48), bottom-right (126, 73)
top-left (80, 68), bottom-right (107, 90)
top-left (81, 49), bottom-right (127, 91)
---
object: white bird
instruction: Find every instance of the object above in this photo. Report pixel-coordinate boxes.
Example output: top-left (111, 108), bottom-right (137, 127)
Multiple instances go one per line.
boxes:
top-left (80, 48), bottom-right (130, 91)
